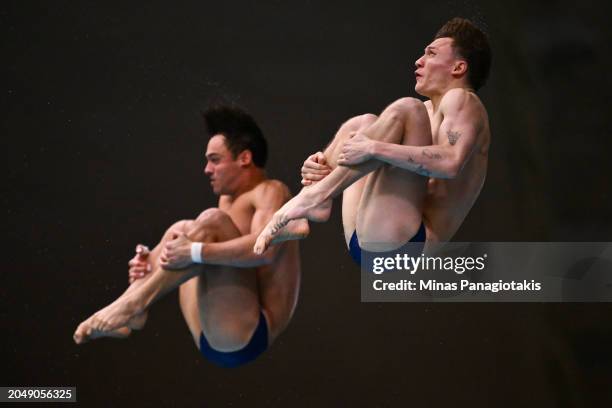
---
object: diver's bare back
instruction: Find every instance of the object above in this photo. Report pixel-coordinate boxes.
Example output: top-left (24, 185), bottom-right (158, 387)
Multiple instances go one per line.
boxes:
top-left (423, 90), bottom-right (490, 242)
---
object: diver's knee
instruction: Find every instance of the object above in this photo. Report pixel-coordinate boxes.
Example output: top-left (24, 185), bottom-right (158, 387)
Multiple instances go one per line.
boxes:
top-left (166, 219), bottom-right (192, 236)
top-left (359, 113), bottom-right (378, 126)
top-left (385, 97), bottom-right (427, 121)
top-left (341, 113), bottom-right (376, 134)
top-left (195, 208), bottom-right (230, 229)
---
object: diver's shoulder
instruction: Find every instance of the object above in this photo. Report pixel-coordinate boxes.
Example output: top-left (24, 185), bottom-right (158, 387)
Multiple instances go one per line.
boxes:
top-left (442, 88), bottom-right (486, 113)
top-left (441, 87), bottom-right (476, 103)
top-left (257, 178), bottom-right (288, 189)
top-left (254, 179), bottom-right (290, 197)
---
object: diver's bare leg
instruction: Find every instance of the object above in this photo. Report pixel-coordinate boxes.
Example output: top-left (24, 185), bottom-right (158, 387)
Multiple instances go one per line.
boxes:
top-left (73, 218), bottom-right (198, 343)
top-left (253, 114), bottom-right (377, 253)
top-left (354, 98), bottom-right (431, 250)
top-left (73, 209), bottom-right (229, 343)
top-left (255, 99), bottom-right (430, 252)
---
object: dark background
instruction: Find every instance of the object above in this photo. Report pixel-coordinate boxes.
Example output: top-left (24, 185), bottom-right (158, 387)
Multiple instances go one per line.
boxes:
top-left (3, 1), bottom-right (612, 406)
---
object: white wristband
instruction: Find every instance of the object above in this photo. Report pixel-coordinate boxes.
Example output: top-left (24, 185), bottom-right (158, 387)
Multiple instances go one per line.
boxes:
top-left (191, 242), bottom-right (203, 264)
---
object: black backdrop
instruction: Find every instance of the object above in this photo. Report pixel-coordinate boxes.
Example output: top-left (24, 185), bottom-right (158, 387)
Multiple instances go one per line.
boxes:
top-left (3, 1), bottom-right (612, 406)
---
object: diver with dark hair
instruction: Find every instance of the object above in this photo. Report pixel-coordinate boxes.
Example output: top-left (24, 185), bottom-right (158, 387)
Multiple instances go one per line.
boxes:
top-left (74, 104), bottom-right (308, 368)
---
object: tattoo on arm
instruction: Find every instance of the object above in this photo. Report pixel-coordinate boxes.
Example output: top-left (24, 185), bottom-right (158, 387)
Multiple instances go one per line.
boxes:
top-left (447, 130), bottom-right (461, 145)
top-left (406, 155), bottom-right (431, 176)
top-left (422, 149), bottom-right (442, 159)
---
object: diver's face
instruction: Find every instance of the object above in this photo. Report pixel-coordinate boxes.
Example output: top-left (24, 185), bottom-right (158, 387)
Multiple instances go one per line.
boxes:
top-left (204, 135), bottom-right (242, 195)
top-left (414, 37), bottom-right (459, 96)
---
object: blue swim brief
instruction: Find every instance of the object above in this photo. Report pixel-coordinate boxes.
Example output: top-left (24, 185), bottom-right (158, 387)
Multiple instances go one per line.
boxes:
top-left (199, 311), bottom-right (268, 368)
top-left (349, 222), bottom-right (426, 267)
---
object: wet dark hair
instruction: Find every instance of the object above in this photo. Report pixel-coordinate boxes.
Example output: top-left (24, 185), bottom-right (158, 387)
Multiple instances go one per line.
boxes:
top-left (435, 17), bottom-right (492, 91)
top-left (202, 104), bottom-right (268, 168)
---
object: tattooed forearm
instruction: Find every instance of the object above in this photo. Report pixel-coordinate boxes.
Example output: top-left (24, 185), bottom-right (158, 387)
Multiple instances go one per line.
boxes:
top-left (406, 155), bottom-right (431, 176)
top-left (422, 148), bottom-right (442, 159)
top-left (447, 130), bottom-right (461, 145)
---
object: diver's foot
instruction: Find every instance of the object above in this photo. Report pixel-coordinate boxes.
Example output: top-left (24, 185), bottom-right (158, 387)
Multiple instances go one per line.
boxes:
top-left (269, 219), bottom-right (310, 246)
top-left (254, 194), bottom-right (330, 254)
top-left (73, 294), bottom-right (144, 343)
top-left (73, 318), bottom-right (132, 344)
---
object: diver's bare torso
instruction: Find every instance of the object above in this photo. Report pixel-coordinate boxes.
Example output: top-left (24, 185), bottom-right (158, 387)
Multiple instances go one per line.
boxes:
top-left (205, 179), bottom-right (301, 340)
top-left (423, 91), bottom-right (490, 242)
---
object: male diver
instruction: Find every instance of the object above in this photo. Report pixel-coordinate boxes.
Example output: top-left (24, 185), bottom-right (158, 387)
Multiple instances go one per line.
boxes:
top-left (74, 105), bottom-right (308, 368)
top-left (255, 17), bottom-right (492, 263)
